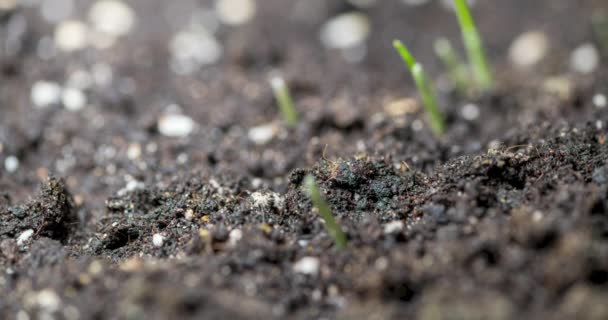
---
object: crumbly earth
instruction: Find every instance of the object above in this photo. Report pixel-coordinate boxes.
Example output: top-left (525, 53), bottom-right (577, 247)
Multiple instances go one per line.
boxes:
top-left (1, 0), bottom-right (608, 319)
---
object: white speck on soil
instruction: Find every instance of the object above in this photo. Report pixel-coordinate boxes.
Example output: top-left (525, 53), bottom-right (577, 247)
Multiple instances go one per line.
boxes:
top-left (509, 31), bottom-right (549, 67)
top-left (4, 155), bottom-right (19, 172)
top-left (152, 233), bottom-right (165, 247)
top-left (89, 0), bottom-right (136, 37)
top-left (461, 103), bottom-right (480, 121)
top-left (250, 191), bottom-right (284, 210)
top-left (320, 12), bottom-right (370, 49)
top-left (248, 123), bottom-right (278, 145)
top-left (54, 20), bottom-right (89, 52)
top-left (170, 29), bottom-right (222, 74)
top-left (31, 81), bottom-right (62, 108)
top-left (215, 0), bottom-right (256, 26)
top-left (228, 229), bottom-right (242, 247)
top-left (17, 229), bottom-right (34, 245)
top-left (36, 289), bottom-right (61, 312)
top-left (570, 43), bottom-right (600, 74)
top-left (157, 114), bottom-right (196, 137)
top-left (383, 221), bottom-right (404, 234)
top-left (593, 94), bottom-right (607, 109)
top-left (62, 87), bottom-right (87, 111)
top-left (293, 257), bottom-right (320, 275)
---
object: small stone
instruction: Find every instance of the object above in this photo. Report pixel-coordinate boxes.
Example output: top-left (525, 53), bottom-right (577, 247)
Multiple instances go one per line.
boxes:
top-left (508, 31), bottom-right (548, 68)
top-left (593, 94), bottom-right (607, 109)
top-left (17, 229), bottom-right (34, 245)
top-left (228, 229), bottom-right (242, 246)
top-left (570, 43), bottom-right (600, 74)
top-left (215, 0), bottom-right (256, 26)
top-left (461, 103), bottom-right (480, 121)
top-left (152, 233), bottom-right (164, 247)
top-left (383, 221), bottom-right (404, 234)
top-left (293, 256), bottom-right (320, 276)
top-left (4, 155), bottom-right (19, 172)
top-left (248, 123), bottom-right (277, 145)
top-left (54, 20), bottom-right (89, 52)
top-left (157, 114), bottom-right (196, 137)
top-left (31, 81), bottom-right (62, 108)
top-left (384, 98), bottom-right (419, 117)
top-left (170, 29), bottom-right (222, 74)
top-left (62, 87), bottom-right (87, 111)
top-left (89, 0), bottom-right (136, 37)
top-left (36, 289), bottom-right (61, 312)
top-left (184, 209), bottom-right (195, 221)
top-left (320, 12), bottom-right (370, 49)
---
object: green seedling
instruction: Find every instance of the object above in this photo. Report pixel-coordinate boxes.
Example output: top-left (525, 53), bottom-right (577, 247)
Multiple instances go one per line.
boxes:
top-left (393, 40), bottom-right (446, 136)
top-left (304, 175), bottom-right (347, 249)
top-left (592, 11), bottom-right (608, 57)
top-left (452, 0), bottom-right (493, 91)
top-left (270, 76), bottom-right (298, 128)
top-left (434, 37), bottom-right (470, 95)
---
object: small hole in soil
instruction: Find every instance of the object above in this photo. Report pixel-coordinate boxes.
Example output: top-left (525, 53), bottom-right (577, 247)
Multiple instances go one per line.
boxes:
top-left (588, 269), bottom-right (608, 285)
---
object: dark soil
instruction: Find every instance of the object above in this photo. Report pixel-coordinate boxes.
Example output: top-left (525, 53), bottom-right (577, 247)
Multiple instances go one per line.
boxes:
top-left (1, 0), bottom-right (608, 319)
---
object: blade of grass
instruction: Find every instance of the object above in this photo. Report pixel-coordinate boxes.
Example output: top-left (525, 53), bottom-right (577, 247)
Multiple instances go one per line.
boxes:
top-left (452, 0), bottom-right (493, 90)
top-left (270, 76), bottom-right (298, 127)
top-left (393, 40), bottom-right (446, 136)
top-left (434, 37), bottom-right (470, 95)
top-left (304, 175), bottom-right (347, 249)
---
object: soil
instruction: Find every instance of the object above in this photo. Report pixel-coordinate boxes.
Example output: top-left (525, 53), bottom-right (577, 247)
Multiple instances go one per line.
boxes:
top-left (1, 0), bottom-right (608, 319)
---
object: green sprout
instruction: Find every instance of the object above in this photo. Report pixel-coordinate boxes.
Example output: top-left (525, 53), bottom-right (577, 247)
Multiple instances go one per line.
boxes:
top-left (393, 40), bottom-right (446, 136)
top-left (434, 37), bottom-right (470, 95)
top-left (592, 11), bottom-right (608, 57)
top-left (452, 0), bottom-right (493, 91)
top-left (270, 76), bottom-right (298, 127)
top-left (304, 175), bottom-right (347, 249)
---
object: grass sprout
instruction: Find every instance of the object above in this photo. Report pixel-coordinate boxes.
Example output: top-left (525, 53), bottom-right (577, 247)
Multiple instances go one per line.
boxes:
top-left (592, 11), bottom-right (608, 56)
top-left (434, 37), bottom-right (470, 95)
top-left (270, 76), bottom-right (298, 127)
top-left (452, 0), bottom-right (493, 91)
top-left (304, 175), bottom-right (347, 249)
top-left (393, 40), bottom-right (446, 136)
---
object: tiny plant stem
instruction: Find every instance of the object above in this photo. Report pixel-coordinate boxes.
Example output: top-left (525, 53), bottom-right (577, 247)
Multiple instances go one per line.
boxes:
top-left (304, 175), bottom-right (347, 249)
top-left (393, 40), bottom-right (446, 136)
top-left (592, 11), bottom-right (608, 57)
top-left (453, 0), bottom-right (493, 91)
top-left (270, 76), bottom-right (298, 127)
top-left (434, 37), bottom-right (470, 95)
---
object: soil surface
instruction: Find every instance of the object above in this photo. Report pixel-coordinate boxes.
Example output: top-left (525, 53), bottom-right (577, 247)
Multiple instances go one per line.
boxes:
top-left (1, 0), bottom-right (608, 319)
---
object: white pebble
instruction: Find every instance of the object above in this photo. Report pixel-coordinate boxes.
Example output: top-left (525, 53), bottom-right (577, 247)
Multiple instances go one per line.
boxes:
top-left (570, 43), bottom-right (600, 74)
top-left (157, 114), bottom-right (196, 137)
top-left (4, 155), bottom-right (19, 172)
top-left (170, 29), bottom-right (222, 74)
top-left (31, 81), bottom-right (62, 108)
top-left (36, 289), bottom-right (61, 312)
top-left (320, 12), bottom-right (370, 49)
top-left (461, 103), bottom-right (480, 121)
top-left (228, 229), bottom-right (242, 246)
top-left (62, 87), bottom-right (87, 111)
top-left (54, 20), bottom-right (89, 52)
top-left (508, 31), bottom-right (548, 67)
top-left (215, 0), bottom-right (256, 26)
top-left (383, 221), bottom-right (404, 234)
top-left (248, 123), bottom-right (277, 145)
top-left (593, 94), bottom-right (607, 109)
top-left (152, 233), bottom-right (164, 247)
top-left (17, 229), bottom-right (34, 245)
top-left (293, 256), bottom-right (320, 276)
top-left (89, 0), bottom-right (136, 37)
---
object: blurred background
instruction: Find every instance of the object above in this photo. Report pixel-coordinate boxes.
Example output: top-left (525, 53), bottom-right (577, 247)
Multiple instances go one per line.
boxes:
top-left (1, 0), bottom-right (607, 207)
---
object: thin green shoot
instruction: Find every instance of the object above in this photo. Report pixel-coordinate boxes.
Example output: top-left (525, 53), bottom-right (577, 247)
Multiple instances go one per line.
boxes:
top-left (452, 0), bottom-right (493, 91)
top-left (270, 76), bottom-right (298, 127)
top-left (592, 11), bottom-right (608, 56)
top-left (434, 37), bottom-right (470, 95)
top-left (304, 175), bottom-right (347, 249)
top-left (393, 40), bottom-right (446, 136)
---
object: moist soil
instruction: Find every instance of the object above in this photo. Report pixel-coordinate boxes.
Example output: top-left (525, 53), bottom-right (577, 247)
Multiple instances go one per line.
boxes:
top-left (2, 0), bottom-right (608, 319)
